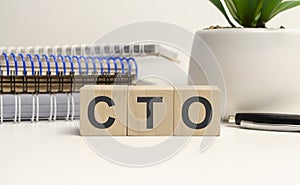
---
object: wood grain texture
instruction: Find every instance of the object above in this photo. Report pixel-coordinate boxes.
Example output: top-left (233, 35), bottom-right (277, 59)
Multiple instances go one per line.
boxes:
top-left (127, 86), bottom-right (174, 136)
top-left (173, 86), bottom-right (221, 136)
top-left (80, 85), bottom-right (128, 136)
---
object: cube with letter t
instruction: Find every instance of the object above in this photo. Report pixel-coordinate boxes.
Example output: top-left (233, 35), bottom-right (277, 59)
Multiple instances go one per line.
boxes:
top-left (127, 86), bottom-right (174, 136)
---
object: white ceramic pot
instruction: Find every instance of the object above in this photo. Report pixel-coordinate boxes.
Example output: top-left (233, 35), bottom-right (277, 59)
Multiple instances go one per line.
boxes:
top-left (189, 29), bottom-right (300, 117)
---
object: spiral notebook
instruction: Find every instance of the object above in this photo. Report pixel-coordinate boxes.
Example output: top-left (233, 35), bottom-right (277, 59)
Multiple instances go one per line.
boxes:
top-left (0, 44), bottom-right (178, 123)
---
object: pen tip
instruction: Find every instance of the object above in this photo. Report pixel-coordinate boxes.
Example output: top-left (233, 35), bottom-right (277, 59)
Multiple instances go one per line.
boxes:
top-left (227, 115), bottom-right (236, 123)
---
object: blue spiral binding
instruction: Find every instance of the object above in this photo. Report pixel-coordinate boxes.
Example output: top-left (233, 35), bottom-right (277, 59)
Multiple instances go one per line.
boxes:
top-left (18, 54), bottom-right (27, 75)
top-left (50, 55), bottom-right (59, 75)
top-left (34, 54), bottom-right (43, 75)
top-left (102, 57), bottom-right (111, 74)
top-left (42, 54), bottom-right (51, 74)
top-left (114, 57), bottom-right (124, 74)
top-left (128, 57), bottom-right (138, 78)
top-left (64, 55), bottom-right (74, 73)
top-left (26, 54), bottom-right (35, 76)
top-left (57, 55), bottom-right (66, 75)
top-left (2, 53), bottom-right (10, 75)
top-left (107, 57), bottom-right (118, 74)
top-left (121, 57), bottom-right (131, 75)
top-left (0, 52), bottom-right (137, 83)
top-left (79, 56), bottom-right (89, 74)
top-left (72, 56), bottom-right (81, 74)
top-left (10, 53), bottom-right (18, 75)
top-left (94, 56), bottom-right (104, 75)
top-left (87, 56), bottom-right (96, 74)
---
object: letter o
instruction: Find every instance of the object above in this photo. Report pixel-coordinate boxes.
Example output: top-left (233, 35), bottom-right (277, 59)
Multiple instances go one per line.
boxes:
top-left (181, 96), bottom-right (212, 129)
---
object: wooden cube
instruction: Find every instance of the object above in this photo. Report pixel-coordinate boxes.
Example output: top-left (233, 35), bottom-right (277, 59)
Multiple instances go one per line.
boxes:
top-left (173, 86), bottom-right (221, 136)
top-left (127, 86), bottom-right (174, 136)
top-left (80, 85), bottom-right (128, 136)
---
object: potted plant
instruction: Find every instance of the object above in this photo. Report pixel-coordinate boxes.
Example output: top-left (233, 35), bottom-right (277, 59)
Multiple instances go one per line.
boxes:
top-left (189, 0), bottom-right (300, 117)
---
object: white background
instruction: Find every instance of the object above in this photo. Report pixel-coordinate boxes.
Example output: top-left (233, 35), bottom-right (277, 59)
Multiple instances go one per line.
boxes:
top-left (1, 0), bottom-right (300, 46)
top-left (1, 0), bottom-right (300, 185)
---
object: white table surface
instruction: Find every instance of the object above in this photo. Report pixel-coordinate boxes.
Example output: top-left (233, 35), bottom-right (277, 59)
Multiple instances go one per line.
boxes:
top-left (1, 121), bottom-right (300, 185)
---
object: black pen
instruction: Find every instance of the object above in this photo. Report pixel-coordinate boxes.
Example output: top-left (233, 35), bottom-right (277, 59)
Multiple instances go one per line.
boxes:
top-left (227, 113), bottom-right (300, 132)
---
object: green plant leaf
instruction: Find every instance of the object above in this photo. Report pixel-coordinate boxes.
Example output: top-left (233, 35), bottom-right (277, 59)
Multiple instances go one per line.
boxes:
top-left (231, 0), bottom-right (264, 27)
top-left (209, 0), bottom-right (236, 27)
top-left (224, 0), bottom-right (239, 22)
top-left (252, 0), bottom-right (264, 25)
top-left (270, 0), bottom-right (300, 20)
top-left (260, 0), bottom-right (282, 22)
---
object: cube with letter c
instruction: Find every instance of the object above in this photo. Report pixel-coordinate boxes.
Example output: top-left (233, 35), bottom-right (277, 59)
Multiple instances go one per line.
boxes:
top-left (80, 85), bottom-right (128, 136)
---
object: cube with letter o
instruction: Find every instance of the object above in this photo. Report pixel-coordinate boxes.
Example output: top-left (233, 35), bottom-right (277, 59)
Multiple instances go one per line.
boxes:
top-left (173, 86), bottom-right (221, 136)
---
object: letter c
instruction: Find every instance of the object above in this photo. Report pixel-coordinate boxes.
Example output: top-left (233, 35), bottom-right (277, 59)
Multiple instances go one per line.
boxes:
top-left (88, 96), bottom-right (116, 129)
